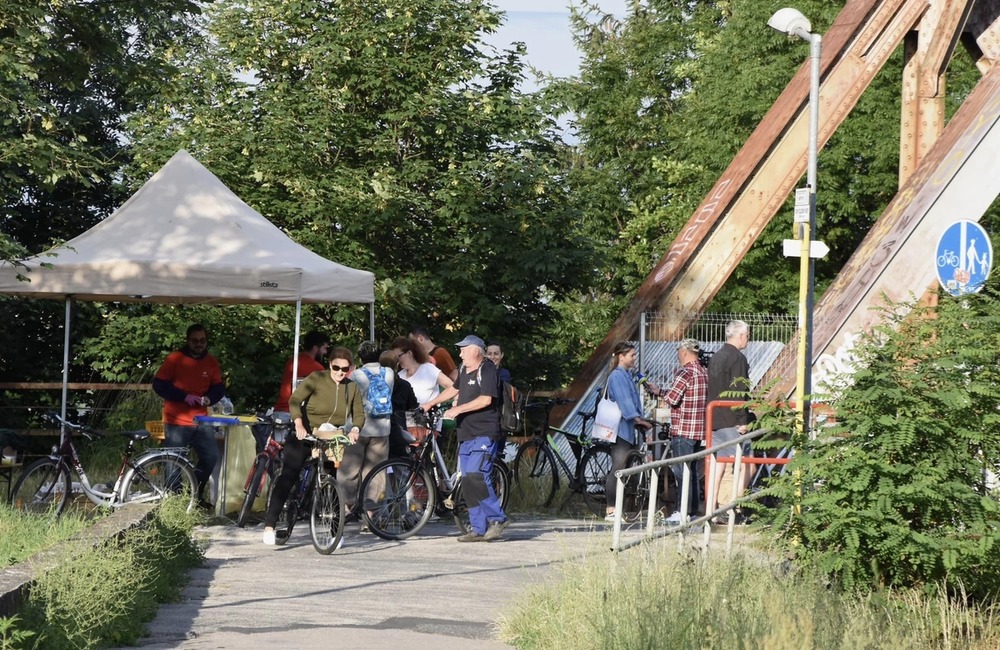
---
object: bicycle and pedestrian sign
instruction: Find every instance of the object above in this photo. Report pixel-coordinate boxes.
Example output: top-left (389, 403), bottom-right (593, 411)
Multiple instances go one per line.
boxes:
top-left (936, 220), bottom-right (992, 297)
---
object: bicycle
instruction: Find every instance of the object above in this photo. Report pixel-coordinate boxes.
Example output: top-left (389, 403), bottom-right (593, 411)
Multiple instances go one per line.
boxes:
top-left (266, 427), bottom-right (349, 554)
top-left (10, 412), bottom-right (198, 515)
top-left (359, 407), bottom-right (510, 540)
top-left (618, 421), bottom-right (674, 523)
top-left (510, 396), bottom-right (611, 516)
top-left (236, 413), bottom-right (291, 528)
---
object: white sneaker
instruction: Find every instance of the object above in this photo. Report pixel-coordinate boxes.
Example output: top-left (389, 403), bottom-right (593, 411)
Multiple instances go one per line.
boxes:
top-left (262, 530), bottom-right (276, 545)
top-left (604, 512), bottom-right (616, 522)
top-left (665, 511), bottom-right (684, 525)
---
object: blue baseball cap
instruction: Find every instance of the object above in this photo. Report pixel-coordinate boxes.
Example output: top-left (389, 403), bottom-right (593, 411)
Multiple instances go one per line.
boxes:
top-left (456, 335), bottom-right (486, 349)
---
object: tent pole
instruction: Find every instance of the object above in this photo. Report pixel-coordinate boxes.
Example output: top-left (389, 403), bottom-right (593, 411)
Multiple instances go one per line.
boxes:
top-left (369, 302), bottom-right (375, 341)
top-left (291, 299), bottom-right (302, 397)
top-left (60, 297), bottom-right (72, 439)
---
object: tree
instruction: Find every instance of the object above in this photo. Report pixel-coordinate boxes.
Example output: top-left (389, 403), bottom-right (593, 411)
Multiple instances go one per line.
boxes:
top-left (756, 288), bottom-right (1000, 598)
top-left (0, 0), bottom-right (203, 411)
top-left (82, 0), bottom-right (595, 389)
top-left (548, 0), bottom-right (981, 336)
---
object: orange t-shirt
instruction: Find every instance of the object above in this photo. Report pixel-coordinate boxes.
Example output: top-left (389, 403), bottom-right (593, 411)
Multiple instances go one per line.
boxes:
top-left (155, 351), bottom-right (223, 426)
top-left (431, 346), bottom-right (457, 377)
top-left (273, 352), bottom-right (326, 413)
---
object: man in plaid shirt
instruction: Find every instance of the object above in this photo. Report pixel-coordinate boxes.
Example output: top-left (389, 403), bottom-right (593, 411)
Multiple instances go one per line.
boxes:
top-left (658, 338), bottom-right (707, 523)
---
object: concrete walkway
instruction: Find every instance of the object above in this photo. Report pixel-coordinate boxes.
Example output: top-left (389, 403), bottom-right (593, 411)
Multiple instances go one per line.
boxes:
top-left (124, 516), bottom-right (625, 649)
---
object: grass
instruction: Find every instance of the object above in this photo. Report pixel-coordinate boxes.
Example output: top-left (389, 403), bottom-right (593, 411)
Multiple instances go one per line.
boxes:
top-left (0, 507), bottom-right (93, 569)
top-left (0, 496), bottom-right (203, 649)
top-left (497, 539), bottom-right (1000, 650)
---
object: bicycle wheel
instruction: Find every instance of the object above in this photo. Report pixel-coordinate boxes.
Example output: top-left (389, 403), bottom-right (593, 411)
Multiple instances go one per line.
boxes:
top-left (310, 476), bottom-right (345, 554)
top-left (10, 458), bottom-right (71, 515)
top-left (120, 454), bottom-right (197, 513)
top-left (511, 438), bottom-right (557, 509)
top-left (360, 459), bottom-right (435, 541)
top-left (237, 455), bottom-right (271, 528)
top-left (493, 459), bottom-right (511, 511)
top-left (579, 445), bottom-right (614, 517)
top-left (453, 463), bottom-right (510, 533)
top-left (620, 451), bottom-right (648, 523)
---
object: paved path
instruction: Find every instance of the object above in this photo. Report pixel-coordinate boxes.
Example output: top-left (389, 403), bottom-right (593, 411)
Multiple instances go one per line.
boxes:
top-left (125, 516), bottom-right (626, 649)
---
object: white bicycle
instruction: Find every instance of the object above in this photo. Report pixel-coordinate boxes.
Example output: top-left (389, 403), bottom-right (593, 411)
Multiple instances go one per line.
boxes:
top-left (9, 412), bottom-right (198, 515)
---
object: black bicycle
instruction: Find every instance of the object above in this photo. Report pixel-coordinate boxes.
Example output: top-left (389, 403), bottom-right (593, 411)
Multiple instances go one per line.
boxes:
top-left (266, 428), bottom-right (348, 554)
top-left (510, 396), bottom-right (612, 516)
top-left (619, 421), bottom-right (676, 523)
top-left (359, 407), bottom-right (510, 540)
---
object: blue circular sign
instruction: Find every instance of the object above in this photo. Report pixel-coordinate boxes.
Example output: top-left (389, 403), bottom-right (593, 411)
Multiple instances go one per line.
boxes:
top-left (936, 220), bottom-right (992, 296)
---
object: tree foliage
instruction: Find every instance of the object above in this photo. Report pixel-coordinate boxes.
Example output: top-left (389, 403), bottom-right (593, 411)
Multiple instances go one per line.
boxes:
top-left (549, 0), bottom-right (981, 337)
top-left (117, 0), bottom-right (595, 389)
top-left (755, 289), bottom-right (1000, 598)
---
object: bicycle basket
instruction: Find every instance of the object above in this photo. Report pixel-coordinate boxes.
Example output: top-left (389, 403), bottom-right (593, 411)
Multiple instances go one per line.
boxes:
top-left (405, 409), bottom-right (433, 444)
top-left (522, 403), bottom-right (549, 436)
top-left (311, 443), bottom-right (344, 467)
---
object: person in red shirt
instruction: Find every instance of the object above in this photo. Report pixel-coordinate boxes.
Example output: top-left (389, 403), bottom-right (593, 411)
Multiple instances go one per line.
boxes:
top-left (273, 331), bottom-right (330, 417)
top-left (152, 324), bottom-right (227, 507)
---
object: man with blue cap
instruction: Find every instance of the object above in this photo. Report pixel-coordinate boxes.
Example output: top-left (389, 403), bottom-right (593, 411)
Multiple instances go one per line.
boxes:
top-left (423, 334), bottom-right (509, 541)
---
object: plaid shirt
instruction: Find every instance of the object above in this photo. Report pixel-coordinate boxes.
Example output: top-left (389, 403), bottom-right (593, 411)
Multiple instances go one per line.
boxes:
top-left (663, 361), bottom-right (707, 441)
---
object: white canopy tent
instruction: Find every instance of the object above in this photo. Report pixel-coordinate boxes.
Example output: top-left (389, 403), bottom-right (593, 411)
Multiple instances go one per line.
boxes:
top-left (0, 150), bottom-right (375, 421)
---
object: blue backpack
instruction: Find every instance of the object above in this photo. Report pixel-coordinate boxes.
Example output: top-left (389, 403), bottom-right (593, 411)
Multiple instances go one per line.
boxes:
top-left (361, 367), bottom-right (393, 417)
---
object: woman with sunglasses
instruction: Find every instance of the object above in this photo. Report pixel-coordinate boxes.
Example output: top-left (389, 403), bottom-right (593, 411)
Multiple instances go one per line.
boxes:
top-left (262, 346), bottom-right (364, 545)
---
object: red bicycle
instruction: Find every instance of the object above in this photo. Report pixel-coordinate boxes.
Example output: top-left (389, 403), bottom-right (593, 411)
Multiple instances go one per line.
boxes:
top-left (236, 414), bottom-right (290, 528)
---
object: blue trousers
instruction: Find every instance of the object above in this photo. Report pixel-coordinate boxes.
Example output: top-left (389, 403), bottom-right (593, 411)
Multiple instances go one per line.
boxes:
top-left (164, 423), bottom-right (219, 499)
top-left (459, 436), bottom-right (506, 535)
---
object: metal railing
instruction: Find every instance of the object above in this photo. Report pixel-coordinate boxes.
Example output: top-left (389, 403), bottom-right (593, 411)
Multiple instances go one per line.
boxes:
top-left (609, 428), bottom-right (778, 553)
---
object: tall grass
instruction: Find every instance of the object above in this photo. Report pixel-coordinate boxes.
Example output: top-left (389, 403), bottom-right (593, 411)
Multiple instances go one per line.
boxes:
top-left (2, 496), bottom-right (203, 649)
top-left (497, 541), bottom-right (1000, 650)
top-left (0, 506), bottom-right (92, 569)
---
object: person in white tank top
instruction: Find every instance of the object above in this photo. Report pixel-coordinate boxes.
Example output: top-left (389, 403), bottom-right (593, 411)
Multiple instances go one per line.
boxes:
top-left (391, 336), bottom-right (455, 406)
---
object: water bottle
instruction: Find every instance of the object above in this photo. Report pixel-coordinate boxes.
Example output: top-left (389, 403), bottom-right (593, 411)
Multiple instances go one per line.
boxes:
top-left (218, 396), bottom-right (234, 416)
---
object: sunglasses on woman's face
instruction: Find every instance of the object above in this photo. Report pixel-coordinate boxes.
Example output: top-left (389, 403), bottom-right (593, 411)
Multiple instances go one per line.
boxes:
top-left (330, 364), bottom-right (350, 372)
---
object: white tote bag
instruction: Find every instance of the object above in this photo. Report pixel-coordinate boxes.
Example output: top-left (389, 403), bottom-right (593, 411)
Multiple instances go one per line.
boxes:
top-left (592, 383), bottom-right (621, 443)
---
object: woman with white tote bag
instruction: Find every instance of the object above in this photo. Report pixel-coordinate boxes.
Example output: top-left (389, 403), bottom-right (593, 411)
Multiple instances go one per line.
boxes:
top-left (601, 342), bottom-right (653, 521)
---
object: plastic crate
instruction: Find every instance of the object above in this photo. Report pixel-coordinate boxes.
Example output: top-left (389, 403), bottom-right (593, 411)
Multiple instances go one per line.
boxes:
top-left (145, 420), bottom-right (165, 442)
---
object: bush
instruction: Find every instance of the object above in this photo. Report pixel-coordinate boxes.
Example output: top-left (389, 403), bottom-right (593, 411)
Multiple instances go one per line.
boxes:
top-left (8, 497), bottom-right (203, 649)
top-left (754, 289), bottom-right (1000, 599)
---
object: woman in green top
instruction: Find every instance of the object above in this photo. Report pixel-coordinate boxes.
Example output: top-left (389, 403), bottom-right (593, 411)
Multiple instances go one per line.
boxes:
top-left (262, 346), bottom-right (364, 545)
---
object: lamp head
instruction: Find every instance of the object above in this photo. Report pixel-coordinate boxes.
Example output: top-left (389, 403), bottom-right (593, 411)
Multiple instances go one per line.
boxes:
top-left (768, 7), bottom-right (812, 42)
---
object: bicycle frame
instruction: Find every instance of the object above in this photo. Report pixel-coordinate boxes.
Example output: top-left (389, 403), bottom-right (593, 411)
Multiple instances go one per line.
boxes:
top-left (46, 420), bottom-right (191, 508)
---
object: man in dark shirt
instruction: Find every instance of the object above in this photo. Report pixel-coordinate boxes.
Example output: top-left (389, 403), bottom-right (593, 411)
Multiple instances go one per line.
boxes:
top-left (706, 319), bottom-right (752, 514)
top-left (424, 334), bottom-right (508, 542)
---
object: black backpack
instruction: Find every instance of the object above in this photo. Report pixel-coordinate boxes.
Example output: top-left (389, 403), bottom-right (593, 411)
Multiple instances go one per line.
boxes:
top-left (498, 381), bottom-right (524, 434)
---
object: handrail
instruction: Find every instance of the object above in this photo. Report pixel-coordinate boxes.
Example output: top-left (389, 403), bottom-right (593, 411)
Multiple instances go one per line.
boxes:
top-left (609, 427), bottom-right (790, 553)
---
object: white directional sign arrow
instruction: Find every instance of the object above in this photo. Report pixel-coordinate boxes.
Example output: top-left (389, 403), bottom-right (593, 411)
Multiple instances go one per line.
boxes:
top-left (782, 239), bottom-right (830, 259)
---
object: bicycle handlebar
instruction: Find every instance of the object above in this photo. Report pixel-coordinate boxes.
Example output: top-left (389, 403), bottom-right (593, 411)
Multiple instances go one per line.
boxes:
top-left (46, 411), bottom-right (102, 438)
top-left (302, 431), bottom-right (352, 445)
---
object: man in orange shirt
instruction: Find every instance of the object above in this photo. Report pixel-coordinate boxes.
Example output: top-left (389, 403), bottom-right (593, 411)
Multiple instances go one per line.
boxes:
top-left (273, 330), bottom-right (330, 417)
top-left (153, 323), bottom-right (226, 507)
top-left (409, 326), bottom-right (458, 383)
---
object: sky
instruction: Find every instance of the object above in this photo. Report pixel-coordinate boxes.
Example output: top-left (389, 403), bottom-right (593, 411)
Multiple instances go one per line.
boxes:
top-left (490, 0), bottom-right (629, 87)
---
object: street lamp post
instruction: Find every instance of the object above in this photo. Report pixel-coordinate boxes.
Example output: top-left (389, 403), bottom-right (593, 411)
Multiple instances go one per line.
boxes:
top-left (769, 7), bottom-right (822, 442)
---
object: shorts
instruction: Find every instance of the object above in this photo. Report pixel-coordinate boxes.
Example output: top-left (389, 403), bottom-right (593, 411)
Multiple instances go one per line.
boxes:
top-left (711, 426), bottom-right (751, 459)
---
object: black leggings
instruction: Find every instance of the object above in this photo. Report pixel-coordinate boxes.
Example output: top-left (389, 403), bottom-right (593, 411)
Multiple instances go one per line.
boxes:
top-left (264, 435), bottom-right (310, 528)
top-left (605, 436), bottom-right (638, 508)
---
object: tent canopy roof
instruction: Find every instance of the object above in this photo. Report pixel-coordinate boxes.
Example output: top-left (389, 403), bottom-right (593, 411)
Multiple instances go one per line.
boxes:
top-left (0, 150), bottom-right (374, 305)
